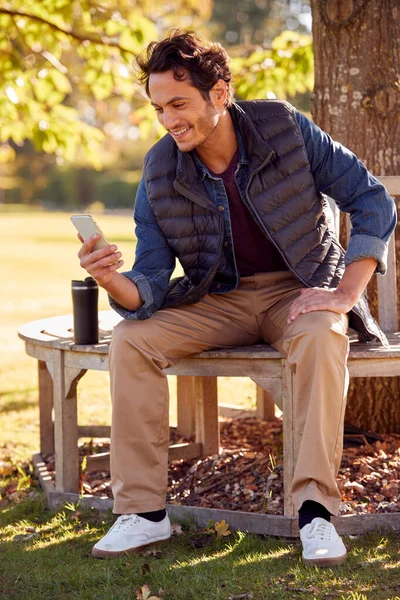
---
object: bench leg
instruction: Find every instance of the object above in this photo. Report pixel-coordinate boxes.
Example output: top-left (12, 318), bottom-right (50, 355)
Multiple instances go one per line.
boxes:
top-left (52, 349), bottom-right (86, 494)
top-left (194, 376), bottom-right (219, 456)
top-left (256, 385), bottom-right (276, 420)
top-left (38, 360), bottom-right (54, 456)
top-left (251, 377), bottom-right (281, 419)
top-left (282, 360), bottom-right (296, 517)
top-left (176, 376), bottom-right (196, 438)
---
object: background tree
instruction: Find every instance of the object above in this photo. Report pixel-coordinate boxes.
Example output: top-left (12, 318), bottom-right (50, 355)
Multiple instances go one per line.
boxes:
top-left (0, 0), bottom-right (314, 208)
top-left (0, 0), bottom-right (212, 165)
top-left (211, 0), bottom-right (310, 46)
top-left (310, 0), bottom-right (400, 432)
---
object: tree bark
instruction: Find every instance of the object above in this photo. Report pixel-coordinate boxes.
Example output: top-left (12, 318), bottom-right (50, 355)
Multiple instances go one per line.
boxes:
top-left (310, 0), bottom-right (400, 432)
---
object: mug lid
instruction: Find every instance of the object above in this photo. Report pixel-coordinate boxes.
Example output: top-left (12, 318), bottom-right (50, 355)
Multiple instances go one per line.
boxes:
top-left (71, 277), bottom-right (98, 288)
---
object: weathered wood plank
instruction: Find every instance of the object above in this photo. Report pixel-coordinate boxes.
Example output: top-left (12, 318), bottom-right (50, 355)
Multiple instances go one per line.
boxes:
top-left (218, 404), bottom-right (257, 419)
top-left (195, 377), bottom-right (219, 456)
top-left (166, 358), bottom-right (282, 378)
top-left (252, 377), bottom-right (282, 415)
top-left (167, 505), bottom-right (294, 537)
top-left (78, 425), bottom-right (111, 438)
top-left (38, 361), bottom-right (54, 456)
top-left (85, 443), bottom-right (204, 472)
top-left (281, 361), bottom-right (295, 517)
top-left (255, 386), bottom-right (276, 420)
top-left (64, 351), bottom-right (110, 371)
top-left (349, 359), bottom-right (400, 377)
top-left (32, 453), bottom-right (55, 500)
top-left (378, 175), bottom-right (400, 196)
top-left (176, 376), bottom-right (196, 438)
top-left (52, 351), bottom-right (84, 494)
top-left (377, 234), bottom-right (398, 333)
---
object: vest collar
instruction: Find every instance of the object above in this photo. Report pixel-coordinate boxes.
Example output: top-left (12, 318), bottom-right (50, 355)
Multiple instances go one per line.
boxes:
top-left (229, 102), bottom-right (277, 168)
top-left (174, 151), bottom-right (217, 210)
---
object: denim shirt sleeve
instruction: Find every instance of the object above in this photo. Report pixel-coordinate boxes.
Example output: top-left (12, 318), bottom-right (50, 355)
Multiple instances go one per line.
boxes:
top-left (295, 110), bottom-right (396, 274)
top-left (108, 177), bottom-right (175, 320)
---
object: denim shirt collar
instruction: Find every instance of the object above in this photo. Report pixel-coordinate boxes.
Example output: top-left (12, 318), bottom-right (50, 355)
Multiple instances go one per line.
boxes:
top-left (174, 102), bottom-right (276, 207)
top-left (191, 127), bottom-right (249, 182)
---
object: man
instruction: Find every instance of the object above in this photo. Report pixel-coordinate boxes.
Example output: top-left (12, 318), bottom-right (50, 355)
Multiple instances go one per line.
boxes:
top-left (78, 31), bottom-right (396, 565)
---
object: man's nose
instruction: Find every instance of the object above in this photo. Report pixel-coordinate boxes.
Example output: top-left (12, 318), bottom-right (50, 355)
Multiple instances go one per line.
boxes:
top-left (162, 109), bottom-right (178, 131)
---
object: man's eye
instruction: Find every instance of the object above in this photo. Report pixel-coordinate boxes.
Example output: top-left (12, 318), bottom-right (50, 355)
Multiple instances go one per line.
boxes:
top-left (154, 107), bottom-right (163, 113)
top-left (174, 104), bottom-right (185, 109)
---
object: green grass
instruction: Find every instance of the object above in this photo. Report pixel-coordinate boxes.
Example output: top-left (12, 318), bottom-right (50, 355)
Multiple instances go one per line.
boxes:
top-left (1, 207), bottom-right (400, 600)
top-left (0, 493), bottom-right (399, 600)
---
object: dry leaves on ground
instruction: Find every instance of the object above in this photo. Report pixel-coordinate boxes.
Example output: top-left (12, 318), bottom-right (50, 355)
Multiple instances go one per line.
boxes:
top-left (41, 417), bottom-right (400, 516)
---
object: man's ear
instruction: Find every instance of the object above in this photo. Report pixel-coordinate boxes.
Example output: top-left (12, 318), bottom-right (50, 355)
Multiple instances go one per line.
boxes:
top-left (210, 80), bottom-right (227, 107)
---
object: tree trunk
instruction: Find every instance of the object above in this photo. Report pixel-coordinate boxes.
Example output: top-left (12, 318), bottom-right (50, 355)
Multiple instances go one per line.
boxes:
top-left (310, 0), bottom-right (400, 432)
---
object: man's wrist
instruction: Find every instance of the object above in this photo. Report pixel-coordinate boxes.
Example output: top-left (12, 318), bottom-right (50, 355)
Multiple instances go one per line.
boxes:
top-left (334, 286), bottom-right (359, 309)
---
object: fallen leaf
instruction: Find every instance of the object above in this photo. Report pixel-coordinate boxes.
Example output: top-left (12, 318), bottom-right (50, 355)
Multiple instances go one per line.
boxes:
top-left (141, 548), bottom-right (162, 558)
top-left (170, 523), bottom-right (184, 536)
top-left (136, 583), bottom-right (161, 600)
top-left (215, 519), bottom-right (231, 537)
top-left (0, 462), bottom-right (14, 477)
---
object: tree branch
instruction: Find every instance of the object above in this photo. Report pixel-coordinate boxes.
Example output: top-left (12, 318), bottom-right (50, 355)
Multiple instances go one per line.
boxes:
top-left (0, 8), bottom-right (136, 55)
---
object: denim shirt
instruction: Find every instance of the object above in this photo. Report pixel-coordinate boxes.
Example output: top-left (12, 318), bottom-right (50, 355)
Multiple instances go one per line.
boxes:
top-left (110, 111), bottom-right (396, 320)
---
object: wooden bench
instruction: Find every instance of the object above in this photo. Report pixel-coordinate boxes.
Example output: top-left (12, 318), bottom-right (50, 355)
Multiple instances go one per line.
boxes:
top-left (18, 175), bottom-right (400, 536)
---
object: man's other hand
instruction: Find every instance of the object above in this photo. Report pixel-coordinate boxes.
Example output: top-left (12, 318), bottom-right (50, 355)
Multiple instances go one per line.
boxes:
top-left (77, 233), bottom-right (124, 287)
top-left (287, 287), bottom-right (355, 323)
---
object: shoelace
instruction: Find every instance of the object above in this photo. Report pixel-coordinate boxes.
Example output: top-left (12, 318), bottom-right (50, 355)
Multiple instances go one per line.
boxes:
top-left (306, 520), bottom-right (332, 541)
top-left (110, 514), bottom-right (140, 533)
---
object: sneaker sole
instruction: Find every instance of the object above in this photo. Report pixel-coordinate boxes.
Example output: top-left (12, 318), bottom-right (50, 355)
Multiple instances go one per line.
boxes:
top-left (92, 535), bottom-right (171, 559)
top-left (302, 552), bottom-right (347, 567)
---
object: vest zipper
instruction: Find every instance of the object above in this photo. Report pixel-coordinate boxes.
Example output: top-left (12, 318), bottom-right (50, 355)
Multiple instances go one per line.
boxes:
top-left (243, 152), bottom-right (311, 289)
top-left (174, 181), bottom-right (218, 212)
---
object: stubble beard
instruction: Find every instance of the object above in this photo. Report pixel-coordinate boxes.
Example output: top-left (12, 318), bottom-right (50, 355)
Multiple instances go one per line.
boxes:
top-left (178, 102), bottom-right (219, 153)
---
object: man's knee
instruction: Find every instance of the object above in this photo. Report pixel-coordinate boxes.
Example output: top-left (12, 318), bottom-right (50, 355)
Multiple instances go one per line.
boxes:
top-left (110, 318), bottom-right (150, 355)
top-left (290, 310), bottom-right (347, 339)
top-left (284, 310), bottom-right (349, 358)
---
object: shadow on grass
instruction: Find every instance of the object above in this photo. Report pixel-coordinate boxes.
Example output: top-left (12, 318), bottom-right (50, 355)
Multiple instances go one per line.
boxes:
top-left (0, 493), bottom-right (400, 600)
top-left (0, 390), bottom-right (37, 414)
top-left (0, 495), bottom-right (400, 600)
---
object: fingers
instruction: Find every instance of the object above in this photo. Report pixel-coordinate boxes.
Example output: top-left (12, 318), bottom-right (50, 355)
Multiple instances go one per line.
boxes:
top-left (287, 288), bottom-right (334, 323)
top-left (77, 234), bottom-right (124, 284)
top-left (78, 234), bottom-right (101, 259)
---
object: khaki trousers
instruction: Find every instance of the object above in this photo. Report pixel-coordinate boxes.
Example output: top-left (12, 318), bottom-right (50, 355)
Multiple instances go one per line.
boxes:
top-left (109, 271), bottom-right (349, 516)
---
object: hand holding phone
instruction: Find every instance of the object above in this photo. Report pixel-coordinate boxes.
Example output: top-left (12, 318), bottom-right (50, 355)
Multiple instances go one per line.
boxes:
top-left (70, 214), bottom-right (109, 251)
top-left (72, 214), bottom-right (124, 286)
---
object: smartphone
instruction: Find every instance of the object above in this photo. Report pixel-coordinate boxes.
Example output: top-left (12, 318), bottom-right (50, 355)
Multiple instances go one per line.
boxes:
top-left (70, 214), bottom-right (109, 252)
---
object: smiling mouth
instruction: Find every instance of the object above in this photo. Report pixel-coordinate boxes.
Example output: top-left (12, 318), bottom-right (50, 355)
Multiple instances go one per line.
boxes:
top-left (170, 127), bottom-right (190, 138)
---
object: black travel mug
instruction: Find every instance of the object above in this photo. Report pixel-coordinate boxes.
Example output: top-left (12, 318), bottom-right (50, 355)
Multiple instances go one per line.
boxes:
top-left (71, 277), bottom-right (99, 344)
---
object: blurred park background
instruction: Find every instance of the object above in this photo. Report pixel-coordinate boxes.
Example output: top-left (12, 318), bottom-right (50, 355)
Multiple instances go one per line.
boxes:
top-left (1, 0), bottom-right (315, 463)
top-left (1, 3), bottom-right (400, 598)
top-left (1, 0), bottom-right (400, 466)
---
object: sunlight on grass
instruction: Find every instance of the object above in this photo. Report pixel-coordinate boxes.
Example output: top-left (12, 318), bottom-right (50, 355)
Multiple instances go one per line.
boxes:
top-left (233, 546), bottom-right (293, 565)
top-left (172, 546), bottom-right (236, 568)
top-left (382, 561), bottom-right (400, 569)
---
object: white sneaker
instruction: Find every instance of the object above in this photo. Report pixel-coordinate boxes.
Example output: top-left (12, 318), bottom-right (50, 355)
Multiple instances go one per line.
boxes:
top-left (92, 513), bottom-right (171, 558)
top-left (300, 517), bottom-right (347, 567)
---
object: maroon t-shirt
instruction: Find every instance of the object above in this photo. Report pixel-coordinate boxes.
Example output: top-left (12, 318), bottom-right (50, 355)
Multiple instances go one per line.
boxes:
top-left (210, 150), bottom-right (288, 276)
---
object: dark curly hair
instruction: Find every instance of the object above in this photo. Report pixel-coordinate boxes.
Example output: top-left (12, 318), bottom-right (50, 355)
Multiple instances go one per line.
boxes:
top-left (136, 30), bottom-right (234, 108)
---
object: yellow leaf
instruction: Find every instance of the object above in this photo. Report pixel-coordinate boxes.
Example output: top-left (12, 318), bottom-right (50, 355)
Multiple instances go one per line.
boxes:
top-left (214, 519), bottom-right (231, 537)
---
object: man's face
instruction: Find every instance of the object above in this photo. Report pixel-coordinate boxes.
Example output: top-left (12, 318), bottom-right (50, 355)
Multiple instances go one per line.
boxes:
top-left (148, 70), bottom-right (222, 152)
